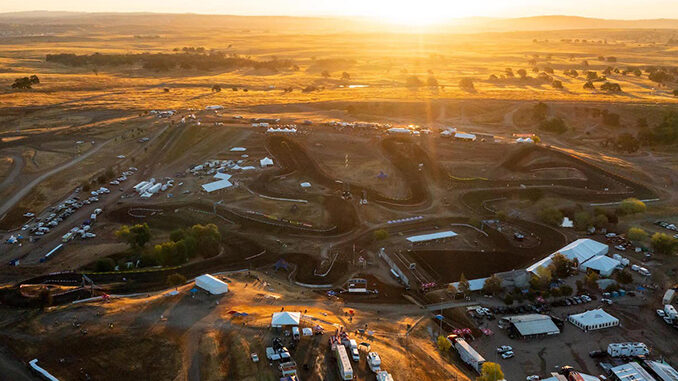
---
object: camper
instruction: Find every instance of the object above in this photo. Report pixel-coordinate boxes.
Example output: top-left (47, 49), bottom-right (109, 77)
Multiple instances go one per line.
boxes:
top-left (607, 342), bottom-right (649, 357)
top-left (335, 344), bottom-right (354, 380)
top-left (367, 352), bottom-right (382, 372)
top-left (376, 371), bottom-right (395, 381)
top-left (292, 326), bottom-right (300, 340)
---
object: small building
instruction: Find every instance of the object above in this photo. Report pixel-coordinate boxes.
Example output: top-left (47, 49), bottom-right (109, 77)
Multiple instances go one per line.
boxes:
top-left (406, 230), bottom-right (458, 244)
top-left (644, 360), bottom-right (678, 381)
top-left (195, 274), bottom-right (229, 295)
top-left (504, 314), bottom-right (560, 338)
top-left (568, 309), bottom-right (619, 332)
top-left (610, 362), bottom-right (657, 381)
top-left (271, 311), bottom-right (301, 328)
top-left (260, 157), bottom-right (274, 168)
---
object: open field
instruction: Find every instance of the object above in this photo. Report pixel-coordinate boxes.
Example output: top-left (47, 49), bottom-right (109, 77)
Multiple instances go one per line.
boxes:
top-left (0, 12), bottom-right (678, 381)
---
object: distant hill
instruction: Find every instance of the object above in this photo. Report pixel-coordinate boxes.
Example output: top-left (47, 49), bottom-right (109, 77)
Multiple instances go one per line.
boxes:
top-left (0, 12), bottom-right (677, 33)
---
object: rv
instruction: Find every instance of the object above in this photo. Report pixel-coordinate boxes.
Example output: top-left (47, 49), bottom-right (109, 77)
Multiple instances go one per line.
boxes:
top-left (607, 342), bottom-right (649, 357)
top-left (448, 335), bottom-right (485, 373)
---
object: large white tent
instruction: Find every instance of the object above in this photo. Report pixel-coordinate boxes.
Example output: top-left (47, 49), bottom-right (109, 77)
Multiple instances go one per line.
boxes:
top-left (271, 311), bottom-right (301, 327)
top-left (505, 314), bottom-right (560, 337)
top-left (201, 173), bottom-right (233, 193)
top-left (195, 274), bottom-right (229, 295)
top-left (527, 238), bottom-right (609, 275)
top-left (568, 309), bottom-right (619, 332)
top-left (579, 255), bottom-right (621, 277)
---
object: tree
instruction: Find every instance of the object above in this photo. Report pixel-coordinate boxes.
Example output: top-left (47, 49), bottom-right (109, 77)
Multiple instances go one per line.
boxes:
top-left (583, 81), bottom-right (595, 90)
top-left (615, 269), bottom-right (633, 284)
top-left (560, 285), bottom-right (574, 296)
top-left (551, 80), bottom-right (563, 89)
top-left (459, 77), bottom-right (475, 91)
top-left (616, 133), bottom-right (640, 153)
top-left (627, 227), bottom-right (648, 242)
top-left (539, 117), bottom-right (567, 134)
top-left (211, 84), bottom-right (221, 92)
top-left (550, 253), bottom-right (574, 278)
top-left (530, 266), bottom-right (552, 291)
top-left (458, 273), bottom-right (470, 297)
top-left (11, 75), bottom-right (40, 89)
top-left (373, 229), bottom-right (389, 241)
top-left (477, 362), bottom-right (504, 381)
top-left (341, 72), bottom-right (350, 80)
top-left (618, 198), bottom-right (646, 215)
top-left (600, 82), bottom-right (622, 93)
top-left (447, 284), bottom-right (458, 295)
top-left (167, 273), bottom-right (187, 287)
top-left (532, 102), bottom-right (549, 121)
top-left (190, 224), bottom-right (221, 258)
top-left (651, 233), bottom-right (677, 255)
top-left (170, 229), bottom-right (185, 242)
top-left (482, 274), bottom-right (503, 295)
top-left (517, 69), bottom-right (527, 79)
top-left (587, 71), bottom-right (599, 81)
top-left (115, 223), bottom-right (151, 249)
top-left (593, 213), bottom-right (608, 229)
top-left (95, 258), bottom-right (115, 272)
top-left (574, 211), bottom-right (593, 231)
top-left (652, 111), bottom-right (678, 144)
top-left (539, 207), bottom-right (564, 226)
top-left (321, 70), bottom-right (330, 78)
top-left (503, 294), bottom-right (514, 305)
top-left (427, 76), bottom-right (439, 87)
top-left (437, 335), bottom-right (452, 352)
top-left (585, 272), bottom-right (600, 289)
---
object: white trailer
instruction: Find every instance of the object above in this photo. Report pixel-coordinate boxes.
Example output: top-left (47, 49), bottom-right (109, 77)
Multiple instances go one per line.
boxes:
top-left (133, 181), bottom-right (149, 192)
top-left (147, 183), bottom-right (162, 194)
top-left (335, 344), bottom-right (354, 380)
top-left (452, 337), bottom-right (485, 374)
top-left (663, 289), bottom-right (676, 305)
top-left (607, 342), bottom-right (649, 357)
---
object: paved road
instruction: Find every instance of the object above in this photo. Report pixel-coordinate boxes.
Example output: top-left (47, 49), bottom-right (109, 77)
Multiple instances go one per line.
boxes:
top-left (424, 300), bottom-right (478, 312)
top-left (0, 139), bottom-right (113, 218)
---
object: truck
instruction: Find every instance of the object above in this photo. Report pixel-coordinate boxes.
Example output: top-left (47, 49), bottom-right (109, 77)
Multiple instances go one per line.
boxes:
top-left (334, 343), bottom-right (354, 380)
top-left (665, 304), bottom-right (678, 320)
top-left (607, 342), bottom-right (649, 357)
top-left (367, 352), bottom-right (382, 372)
top-left (346, 339), bottom-right (360, 362)
top-left (292, 326), bottom-right (300, 340)
top-left (448, 335), bottom-right (485, 374)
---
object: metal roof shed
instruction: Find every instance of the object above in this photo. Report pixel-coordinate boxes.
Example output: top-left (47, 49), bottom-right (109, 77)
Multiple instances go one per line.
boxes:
top-left (195, 274), bottom-right (229, 295)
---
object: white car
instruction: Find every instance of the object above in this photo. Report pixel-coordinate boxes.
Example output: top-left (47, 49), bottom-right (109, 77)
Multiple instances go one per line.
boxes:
top-left (663, 316), bottom-right (674, 325)
top-left (497, 345), bottom-right (513, 353)
top-left (601, 298), bottom-right (613, 305)
top-left (615, 245), bottom-right (626, 251)
top-left (501, 351), bottom-right (514, 359)
top-left (527, 376), bottom-right (540, 381)
top-left (657, 309), bottom-right (666, 318)
top-left (250, 353), bottom-right (259, 363)
top-left (110, 180), bottom-right (120, 185)
top-left (23, 212), bottom-right (35, 217)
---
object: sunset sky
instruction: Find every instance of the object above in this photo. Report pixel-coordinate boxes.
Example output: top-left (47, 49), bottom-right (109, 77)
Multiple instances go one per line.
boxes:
top-left (2, 0), bottom-right (678, 23)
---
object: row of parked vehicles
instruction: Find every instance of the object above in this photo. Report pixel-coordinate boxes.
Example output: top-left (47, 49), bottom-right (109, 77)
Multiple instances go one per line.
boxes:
top-left (109, 168), bottom-right (135, 185)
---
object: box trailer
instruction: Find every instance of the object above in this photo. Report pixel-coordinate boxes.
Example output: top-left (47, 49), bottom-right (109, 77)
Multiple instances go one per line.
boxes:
top-left (450, 336), bottom-right (485, 373)
top-left (335, 344), bottom-right (354, 380)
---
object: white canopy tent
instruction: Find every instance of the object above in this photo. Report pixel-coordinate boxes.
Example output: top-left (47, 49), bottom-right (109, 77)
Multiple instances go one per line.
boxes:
top-left (579, 255), bottom-right (621, 277)
top-left (568, 309), bottom-right (619, 332)
top-left (195, 274), bottom-right (229, 295)
top-left (271, 311), bottom-right (301, 327)
top-left (260, 157), bottom-right (274, 167)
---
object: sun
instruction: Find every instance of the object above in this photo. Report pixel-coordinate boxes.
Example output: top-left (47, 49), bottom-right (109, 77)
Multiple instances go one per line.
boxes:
top-left (357, 0), bottom-right (464, 26)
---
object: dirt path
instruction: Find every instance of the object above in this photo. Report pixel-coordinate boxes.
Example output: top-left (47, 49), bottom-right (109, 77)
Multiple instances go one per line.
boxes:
top-left (0, 138), bottom-right (114, 217)
top-left (0, 346), bottom-right (38, 381)
top-left (0, 154), bottom-right (24, 193)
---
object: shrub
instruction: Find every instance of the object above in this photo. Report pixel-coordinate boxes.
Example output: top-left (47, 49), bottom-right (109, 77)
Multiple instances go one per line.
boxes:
top-left (539, 207), bottom-right (564, 226)
top-left (167, 273), bottom-right (187, 287)
top-left (539, 117), bottom-right (567, 134)
top-left (95, 258), bottom-right (116, 272)
top-left (373, 229), bottom-right (389, 241)
top-left (651, 233), bottom-right (678, 255)
top-left (617, 198), bottom-right (646, 215)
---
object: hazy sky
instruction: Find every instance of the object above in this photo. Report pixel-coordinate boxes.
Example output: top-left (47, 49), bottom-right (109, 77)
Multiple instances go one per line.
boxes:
top-left (2, 0), bottom-right (678, 22)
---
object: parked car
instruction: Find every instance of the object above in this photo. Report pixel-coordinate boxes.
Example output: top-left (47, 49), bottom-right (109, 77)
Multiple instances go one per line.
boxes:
top-left (527, 376), bottom-right (540, 381)
top-left (657, 309), bottom-right (666, 318)
top-left (250, 353), bottom-right (259, 363)
top-left (601, 298), bottom-right (613, 305)
top-left (496, 345), bottom-right (513, 353)
top-left (501, 351), bottom-right (515, 359)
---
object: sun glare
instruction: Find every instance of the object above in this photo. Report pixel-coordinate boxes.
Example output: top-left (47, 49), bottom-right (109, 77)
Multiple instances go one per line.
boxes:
top-left (355, 0), bottom-right (476, 26)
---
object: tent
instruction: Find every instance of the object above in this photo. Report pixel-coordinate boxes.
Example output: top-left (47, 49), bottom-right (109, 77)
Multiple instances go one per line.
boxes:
top-left (300, 182), bottom-right (311, 188)
top-left (195, 274), bottom-right (229, 295)
top-left (271, 311), bottom-right (301, 327)
top-left (273, 259), bottom-right (290, 271)
top-left (579, 255), bottom-right (621, 277)
top-left (528, 238), bottom-right (608, 275)
top-left (568, 309), bottom-right (619, 332)
top-left (260, 157), bottom-right (274, 167)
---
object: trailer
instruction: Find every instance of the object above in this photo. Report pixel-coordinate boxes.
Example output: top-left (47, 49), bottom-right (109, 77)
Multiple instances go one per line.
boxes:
top-left (279, 360), bottom-right (297, 377)
top-left (334, 344), bottom-right (354, 380)
top-left (663, 289), bottom-right (676, 305)
top-left (449, 335), bottom-right (485, 373)
top-left (665, 304), bottom-right (678, 320)
top-left (147, 183), bottom-right (162, 194)
top-left (607, 342), bottom-right (649, 357)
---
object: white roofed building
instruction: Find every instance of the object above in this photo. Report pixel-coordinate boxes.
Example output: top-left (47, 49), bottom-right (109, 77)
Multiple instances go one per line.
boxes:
top-left (195, 274), bottom-right (229, 295)
top-left (645, 360), bottom-right (678, 381)
top-left (568, 309), bottom-right (619, 332)
top-left (504, 314), bottom-right (560, 338)
top-left (579, 255), bottom-right (621, 277)
top-left (528, 238), bottom-right (609, 275)
top-left (610, 362), bottom-right (657, 381)
top-left (260, 157), bottom-right (274, 167)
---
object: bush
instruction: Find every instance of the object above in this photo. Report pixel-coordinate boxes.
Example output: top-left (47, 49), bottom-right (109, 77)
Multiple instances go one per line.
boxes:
top-left (617, 198), bottom-right (646, 215)
top-left (615, 270), bottom-right (633, 284)
top-left (539, 117), bottom-right (567, 134)
top-left (539, 207), bottom-right (564, 226)
top-left (503, 294), bottom-right (514, 305)
top-left (600, 82), bottom-right (622, 93)
top-left (373, 229), bottom-right (389, 241)
top-left (167, 273), bottom-right (187, 287)
top-left (459, 77), bottom-right (475, 91)
top-left (627, 227), bottom-right (648, 242)
top-left (115, 223), bottom-right (151, 249)
top-left (95, 258), bottom-right (116, 272)
top-left (651, 233), bottom-right (678, 255)
top-left (437, 335), bottom-right (452, 351)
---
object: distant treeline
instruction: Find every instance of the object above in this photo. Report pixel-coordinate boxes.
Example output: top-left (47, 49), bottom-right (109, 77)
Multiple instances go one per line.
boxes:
top-left (45, 52), bottom-right (295, 72)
